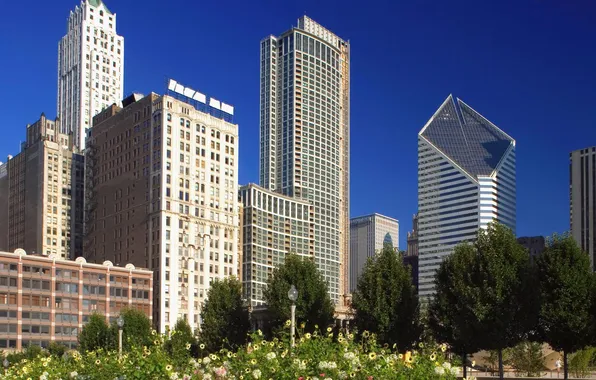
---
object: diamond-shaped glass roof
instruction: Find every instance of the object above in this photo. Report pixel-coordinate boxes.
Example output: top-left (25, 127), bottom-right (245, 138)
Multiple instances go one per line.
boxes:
top-left (420, 95), bottom-right (514, 178)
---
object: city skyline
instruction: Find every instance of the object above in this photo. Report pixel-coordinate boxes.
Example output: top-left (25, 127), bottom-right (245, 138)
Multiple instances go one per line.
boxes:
top-left (2, 1), bottom-right (596, 245)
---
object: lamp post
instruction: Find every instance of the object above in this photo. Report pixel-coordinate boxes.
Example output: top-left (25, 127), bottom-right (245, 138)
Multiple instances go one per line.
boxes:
top-left (117, 316), bottom-right (124, 358)
top-left (287, 285), bottom-right (298, 347)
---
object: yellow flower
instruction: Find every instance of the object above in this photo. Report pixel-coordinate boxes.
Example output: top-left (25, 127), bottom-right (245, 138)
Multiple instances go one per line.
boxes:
top-left (166, 365), bottom-right (173, 371)
top-left (418, 342), bottom-right (424, 348)
top-left (245, 368), bottom-right (250, 373)
top-left (200, 344), bottom-right (205, 349)
top-left (43, 363), bottom-right (48, 367)
top-left (186, 343), bottom-right (191, 350)
top-left (369, 352), bottom-right (377, 360)
top-left (398, 353), bottom-right (403, 359)
top-left (95, 359), bottom-right (101, 365)
top-left (227, 352), bottom-right (233, 358)
top-left (327, 327), bottom-right (332, 332)
top-left (440, 344), bottom-right (447, 352)
top-left (300, 322), bottom-right (305, 329)
top-left (251, 359), bottom-right (257, 365)
top-left (285, 320), bottom-right (291, 327)
top-left (363, 331), bottom-right (370, 338)
top-left (257, 329), bottom-right (263, 336)
top-left (430, 353), bottom-right (437, 361)
top-left (305, 333), bottom-right (311, 339)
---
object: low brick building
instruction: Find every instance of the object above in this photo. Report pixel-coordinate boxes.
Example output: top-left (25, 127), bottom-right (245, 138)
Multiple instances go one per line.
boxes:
top-left (0, 249), bottom-right (152, 350)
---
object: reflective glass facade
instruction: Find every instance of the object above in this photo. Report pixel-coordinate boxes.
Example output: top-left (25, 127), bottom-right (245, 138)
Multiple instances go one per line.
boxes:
top-left (259, 16), bottom-right (350, 302)
top-left (417, 95), bottom-right (516, 299)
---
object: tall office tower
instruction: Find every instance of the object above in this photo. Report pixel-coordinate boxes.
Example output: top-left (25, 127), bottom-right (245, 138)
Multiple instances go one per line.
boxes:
top-left (0, 114), bottom-right (84, 259)
top-left (349, 213), bottom-right (398, 291)
top-left (417, 95), bottom-right (516, 298)
top-left (406, 213), bottom-right (418, 257)
top-left (239, 184), bottom-right (314, 306)
top-left (85, 81), bottom-right (239, 332)
top-left (570, 147), bottom-right (596, 271)
top-left (260, 16), bottom-right (350, 303)
top-left (58, 0), bottom-right (124, 150)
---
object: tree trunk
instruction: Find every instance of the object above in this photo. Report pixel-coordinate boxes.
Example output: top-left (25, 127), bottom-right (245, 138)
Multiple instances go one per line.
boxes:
top-left (462, 352), bottom-right (467, 379)
top-left (498, 348), bottom-right (504, 380)
top-left (564, 351), bottom-right (568, 380)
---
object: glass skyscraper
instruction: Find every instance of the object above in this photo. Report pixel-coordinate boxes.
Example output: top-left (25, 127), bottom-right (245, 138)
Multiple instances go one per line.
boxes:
top-left (259, 16), bottom-right (350, 302)
top-left (417, 95), bottom-right (516, 298)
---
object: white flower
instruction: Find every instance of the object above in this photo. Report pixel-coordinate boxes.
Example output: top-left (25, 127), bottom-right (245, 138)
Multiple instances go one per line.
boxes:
top-left (338, 371), bottom-right (348, 379)
top-left (170, 373), bottom-right (179, 380)
top-left (450, 367), bottom-right (459, 375)
top-left (252, 369), bottom-right (262, 379)
top-left (442, 362), bottom-right (452, 370)
top-left (435, 366), bottom-right (445, 375)
top-left (266, 352), bottom-right (276, 360)
top-left (343, 352), bottom-right (356, 360)
top-left (203, 374), bottom-right (212, 380)
top-left (70, 372), bottom-right (78, 379)
top-left (202, 356), bottom-right (211, 365)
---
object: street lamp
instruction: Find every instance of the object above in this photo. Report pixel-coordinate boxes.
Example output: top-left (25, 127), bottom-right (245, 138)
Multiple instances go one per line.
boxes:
top-left (117, 316), bottom-right (124, 358)
top-left (3, 358), bottom-right (9, 375)
top-left (288, 285), bottom-right (298, 347)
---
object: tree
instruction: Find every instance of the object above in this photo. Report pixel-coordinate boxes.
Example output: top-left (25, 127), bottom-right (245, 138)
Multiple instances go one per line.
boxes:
top-left (110, 307), bottom-right (153, 350)
top-left (506, 341), bottom-right (546, 377)
top-left (428, 243), bottom-right (482, 379)
top-left (430, 223), bottom-right (537, 380)
top-left (165, 319), bottom-right (197, 370)
top-left (264, 254), bottom-right (334, 332)
top-left (47, 341), bottom-right (68, 358)
top-left (200, 277), bottom-right (250, 352)
top-left (536, 233), bottom-right (595, 379)
top-left (351, 244), bottom-right (422, 350)
top-left (79, 313), bottom-right (111, 352)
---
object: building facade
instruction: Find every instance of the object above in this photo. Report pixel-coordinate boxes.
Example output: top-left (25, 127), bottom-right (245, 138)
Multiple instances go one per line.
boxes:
top-left (406, 213), bottom-right (419, 257)
top-left (349, 213), bottom-right (398, 291)
top-left (0, 114), bottom-right (84, 259)
top-left (58, 0), bottom-right (124, 149)
top-left (570, 147), bottom-right (596, 271)
top-left (517, 236), bottom-right (546, 263)
top-left (0, 249), bottom-right (151, 351)
top-left (260, 16), bottom-right (350, 303)
top-left (239, 183), bottom-right (314, 306)
top-left (85, 82), bottom-right (240, 332)
top-left (417, 95), bottom-right (516, 298)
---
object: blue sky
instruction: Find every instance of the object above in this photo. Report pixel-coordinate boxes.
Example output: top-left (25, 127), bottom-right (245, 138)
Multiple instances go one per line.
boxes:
top-left (1, 0), bottom-right (595, 246)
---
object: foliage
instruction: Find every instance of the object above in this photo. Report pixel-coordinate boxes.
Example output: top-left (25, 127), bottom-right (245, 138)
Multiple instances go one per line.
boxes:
top-left (429, 243), bottom-right (481, 358)
top-left (471, 223), bottom-right (538, 353)
top-left (264, 254), bottom-right (334, 333)
top-left (351, 244), bottom-right (422, 351)
top-left (536, 234), bottom-right (595, 354)
top-left (199, 277), bottom-right (250, 353)
top-left (568, 347), bottom-right (596, 378)
top-left (5, 344), bottom-right (48, 367)
top-left (78, 313), bottom-right (111, 353)
top-left (47, 342), bottom-right (68, 358)
top-left (165, 318), bottom-right (197, 371)
top-left (506, 341), bottom-right (546, 377)
top-left (110, 307), bottom-right (153, 351)
top-left (2, 325), bottom-right (460, 380)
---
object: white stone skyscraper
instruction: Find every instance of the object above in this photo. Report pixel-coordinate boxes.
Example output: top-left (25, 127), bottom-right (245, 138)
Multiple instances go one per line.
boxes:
top-left (259, 16), bottom-right (350, 303)
top-left (58, 0), bottom-right (124, 150)
top-left (417, 95), bottom-right (516, 299)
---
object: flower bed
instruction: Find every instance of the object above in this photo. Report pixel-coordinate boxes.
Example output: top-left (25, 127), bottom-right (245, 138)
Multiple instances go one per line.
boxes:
top-left (3, 326), bottom-right (461, 379)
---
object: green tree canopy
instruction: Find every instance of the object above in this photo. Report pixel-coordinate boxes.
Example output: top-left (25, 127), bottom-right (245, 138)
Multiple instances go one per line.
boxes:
top-left (110, 307), bottom-right (153, 350)
top-left (429, 242), bottom-right (482, 375)
top-left (430, 222), bottom-right (537, 379)
top-left (264, 254), bottom-right (334, 332)
top-left (78, 313), bottom-right (110, 352)
top-left (351, 244), bottom-right (421, 351)
top-left (199, 277), bottom-right (250, 352)
top-left (536, 233), bottom-right (595, 379)
top-left (165, 318), bottom-right (197, 370)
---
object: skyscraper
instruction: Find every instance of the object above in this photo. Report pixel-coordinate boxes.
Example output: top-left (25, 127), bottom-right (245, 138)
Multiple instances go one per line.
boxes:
top-left (85, 81), bottom-right (240, 332)
top-left (349, 213), bottom-right (399, 291)
top-left (570, 147), bottom-right (596, 271)
top-left (0, 114), bottom-right (84, 259)
top-left (58, 0), bottom-right (124, 150)
top-left (260, 16), bottom-right (350, 303)
top-left (417, 95), bottom-right (516, 298)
